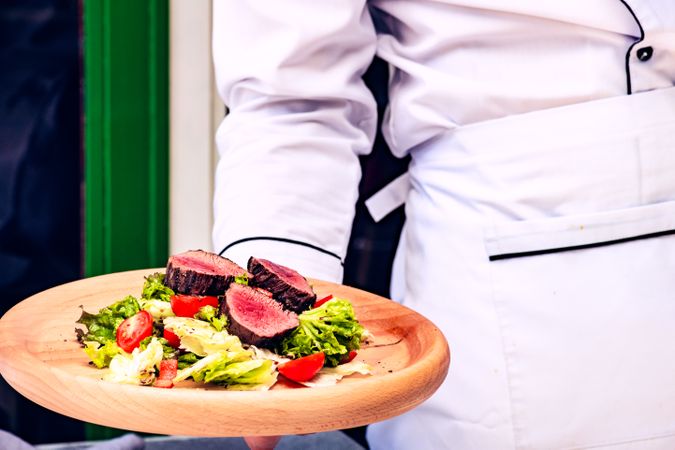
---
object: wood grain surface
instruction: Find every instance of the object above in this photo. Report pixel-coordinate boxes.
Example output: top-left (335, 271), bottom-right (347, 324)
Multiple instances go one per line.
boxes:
top-left (0, 269), bottom-right (450, 437)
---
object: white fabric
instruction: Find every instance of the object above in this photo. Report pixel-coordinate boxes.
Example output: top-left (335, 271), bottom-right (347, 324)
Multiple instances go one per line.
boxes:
top-left (212, 0), bottom-right (675, 262)
top-left (212, 0), bottom-right (376, 276)
top-left (221, 238), bottom-right (343, 283)
top-left (367, 87), bottom-right (675, 449)
top-left (364, 173), bottom-right (410, 223)
top-left (212, 1), bottom-right (675, 449)
top-left (484, 200), bottom-right (675, 258)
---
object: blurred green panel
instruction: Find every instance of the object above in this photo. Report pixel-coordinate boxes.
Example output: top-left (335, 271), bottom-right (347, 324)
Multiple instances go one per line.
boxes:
top-left (84, 0), bottom-right (169, 277)
top-left (83, 0), bottom-right (169, 439)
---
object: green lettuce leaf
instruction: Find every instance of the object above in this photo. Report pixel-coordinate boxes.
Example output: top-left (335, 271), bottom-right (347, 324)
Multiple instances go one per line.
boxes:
top-left (194, 305), bottom-right (228, 331)
top-left (83, 340), bottom-right (122, 368)
top-left (234, 274), bottom-right (249, 286)
top-left (177, 352), bottom-right (201, 370)
top-left (141, 272), bottom-right (174, 302)
top-left (280, 298), bottom-right (364, 367)
top-left (139, 336), bottom-right (178, 360)
top-left (75, 295), bottom-right (141, 346)
top-left (174, 351), bottom-right (277, 390)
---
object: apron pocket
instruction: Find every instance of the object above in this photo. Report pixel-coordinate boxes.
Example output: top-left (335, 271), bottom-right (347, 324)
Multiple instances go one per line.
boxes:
top-left (485, 201), bottom-right (675, 449)
top-left (484, 200), bottom-right (675, 261)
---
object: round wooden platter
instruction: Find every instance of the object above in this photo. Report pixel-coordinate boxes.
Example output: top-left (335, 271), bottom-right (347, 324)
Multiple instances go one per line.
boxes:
top-left (0, 269), bottom-right (450, 437)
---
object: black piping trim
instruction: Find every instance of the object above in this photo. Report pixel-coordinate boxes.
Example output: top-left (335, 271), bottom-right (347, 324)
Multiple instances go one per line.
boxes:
top-left (219, 236), bottom-right (344, 266)
top-left (489, 228), bottom-right (675, 261)
top-left (619, 0), bottom-right (645, 94)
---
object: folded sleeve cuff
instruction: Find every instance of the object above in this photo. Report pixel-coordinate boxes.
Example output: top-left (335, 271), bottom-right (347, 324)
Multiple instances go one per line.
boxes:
top-left (219, 238), bottom-right (344, 284)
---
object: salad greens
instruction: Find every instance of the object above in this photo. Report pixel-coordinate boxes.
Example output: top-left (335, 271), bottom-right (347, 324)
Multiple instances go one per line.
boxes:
top-left (77, 270), bottom-right (370, 390)
top-left (83, 340), bottom-right (122, 369)
top-left (162, 317), bottom-right (242, 356)
top-left (139, 336), bottom-right (178, 360)
top-left (105, 337), bottom-right (164, 385)
top-left (139, 298), bottom-right (175, 321)
top-left (139, 273), bottom-right (175, 320)
top-left (177, 352), bottom-right (200, 370)
top-left (141, 272), bottom-right (174, 302)
top-left (174, 352), bottom-right (277, 390)
top-left (162, 316), bottom-right (277, 389)
top-left (234, 274), bottom-right (249, 286)
top-left (76, 295), bottom-right (140, 345)
top-left (280, 298), bottom-right (365, 367)
top-left (194, 305), bottom-right (227, 332)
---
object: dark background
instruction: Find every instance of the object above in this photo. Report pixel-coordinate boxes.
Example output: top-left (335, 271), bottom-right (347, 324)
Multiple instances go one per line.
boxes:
top-left (0, 0), bottom-right (83, 443)
top-left (0, 1), bottom-right (406, 446)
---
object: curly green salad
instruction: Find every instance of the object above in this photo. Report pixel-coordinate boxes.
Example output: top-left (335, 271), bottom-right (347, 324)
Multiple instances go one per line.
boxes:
top-left (75, 273), bottom-right (371, 390)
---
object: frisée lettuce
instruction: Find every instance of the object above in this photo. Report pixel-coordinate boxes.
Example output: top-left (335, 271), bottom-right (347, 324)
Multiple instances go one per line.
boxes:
top-left (280, 298), bottom-right (365, 367)
top-left (83, 340), bottom-right (122, 369)
top-left (139, 273), bottom-right (176, 320)
top-left (141, 272), bottom-right (174, 302)
top-left (75, 295), bottom-right (140, 345)
top-left (194, 305), bottom-right (227, 332)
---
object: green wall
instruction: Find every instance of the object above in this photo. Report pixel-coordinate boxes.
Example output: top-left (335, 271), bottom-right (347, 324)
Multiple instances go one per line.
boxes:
top-left (83, 0), bottom-right (169, 439)
top-left (84, 0), bottom-right (169, 278)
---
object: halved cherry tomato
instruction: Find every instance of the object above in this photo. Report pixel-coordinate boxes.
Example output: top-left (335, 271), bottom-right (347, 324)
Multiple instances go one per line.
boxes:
top-left (159, 359), bottom-right (178, 379)
top-left (155, 359), bottom-right (178, 389)
top-left (116, 310), bottom-right (153, 353)
top-left (278, 352), bottom-right (325, 382)
top-left (313, 295), bottom-right (333, 309)
top-left (170, 294), bottom-right (219, 318)
top-left (340, 350), bottom-right (358, 364)
top-left (163, 328), bottom-right (181, 348)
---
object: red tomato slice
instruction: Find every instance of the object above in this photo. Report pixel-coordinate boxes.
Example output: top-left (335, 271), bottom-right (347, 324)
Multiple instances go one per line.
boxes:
top-left (163, 328), bottom-right (181, 348)
top-left (158, 359), bottom-right (178, 380)
top-left (278, 352), bottom-right (325, 382)
top-left (313, 295), bottom-right (333, 309)
top-left (340, 350), bottom-right (358, 364)
top-left (170, 294), bottom-right (219, 318)
top-left (155, 359), bottom-right (178, 388)
top-left (116, 310), bottom-right (153, 353)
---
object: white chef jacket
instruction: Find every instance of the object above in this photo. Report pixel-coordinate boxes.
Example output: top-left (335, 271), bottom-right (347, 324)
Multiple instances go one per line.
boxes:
top-left (212, 0), bottom-right (674, 279)
top-left (212, 1), bottom-right (675, 449)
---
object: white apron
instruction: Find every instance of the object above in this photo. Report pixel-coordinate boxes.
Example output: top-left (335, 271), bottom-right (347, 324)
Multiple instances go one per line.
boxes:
top-left (367, 86), bottom-right (675, 449)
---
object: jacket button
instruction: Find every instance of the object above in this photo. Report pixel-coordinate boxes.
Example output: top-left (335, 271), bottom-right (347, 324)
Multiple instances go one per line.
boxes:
top-left (636, 46), bottom-right (653, 62)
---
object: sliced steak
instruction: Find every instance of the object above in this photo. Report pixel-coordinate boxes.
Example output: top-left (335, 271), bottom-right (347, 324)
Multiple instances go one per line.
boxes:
top-left (165, 250), bottom-right (251, 296)
top-left (222, 283), bottom-right (299, 348)
top-left (247, 257), bottom-right (317, 313)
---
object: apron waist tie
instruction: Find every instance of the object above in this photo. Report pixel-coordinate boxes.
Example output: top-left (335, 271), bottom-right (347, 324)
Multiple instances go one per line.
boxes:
top-left (365, 173), bottom-right (411, 222)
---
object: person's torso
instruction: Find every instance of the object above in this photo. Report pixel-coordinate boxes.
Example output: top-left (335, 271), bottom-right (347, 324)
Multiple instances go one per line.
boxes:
top-left (368, 0), bottom-right (675, 156)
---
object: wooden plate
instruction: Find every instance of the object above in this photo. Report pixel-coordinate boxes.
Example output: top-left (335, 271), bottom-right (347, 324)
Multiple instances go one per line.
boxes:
top-left (0, 269), bottom-right (450, 437)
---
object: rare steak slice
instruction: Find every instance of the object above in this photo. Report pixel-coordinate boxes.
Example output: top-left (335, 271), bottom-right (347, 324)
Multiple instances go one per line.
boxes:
top-left (247, 257), bottom-right (317, 313)
top-left (165, 250), bottom-right (250, 296)
top-left (222, 283), bottom-right (299, 348)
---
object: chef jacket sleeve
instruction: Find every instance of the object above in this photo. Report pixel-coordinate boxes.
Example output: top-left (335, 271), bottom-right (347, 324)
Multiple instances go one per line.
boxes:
top-left (212, 0), bottom-right (378, 283)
